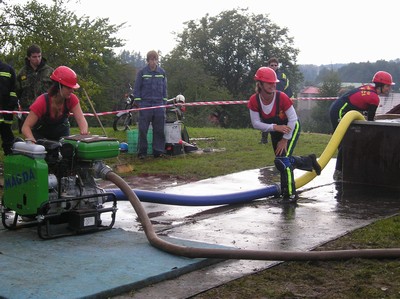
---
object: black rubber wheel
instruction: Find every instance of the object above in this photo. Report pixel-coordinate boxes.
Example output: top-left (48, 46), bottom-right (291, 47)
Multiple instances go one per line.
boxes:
top-left (113, 113), bottom-right (131, 131)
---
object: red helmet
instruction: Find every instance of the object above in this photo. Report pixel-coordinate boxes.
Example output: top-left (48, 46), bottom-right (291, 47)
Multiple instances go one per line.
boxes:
top-left (372, 71), bottom-right (395, 85)
top-left (50, 66), bottom-right (80, 89)
top-left (254, 67), bottom-right (280, 83)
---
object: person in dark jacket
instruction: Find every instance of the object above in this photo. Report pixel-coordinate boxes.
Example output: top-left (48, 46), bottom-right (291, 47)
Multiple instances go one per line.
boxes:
top-left (16, 44), bottom-right (54, 131)
top-left (329, 71), bottom-right (395, 181)
top-left (248, 67), bottom-right (321, 203)
top-left (133, 50), bottom-right (168, 158)
top-left (268, 57), bottom-right (293, 98)
top-left (0, 60), bottom-right (19, 155)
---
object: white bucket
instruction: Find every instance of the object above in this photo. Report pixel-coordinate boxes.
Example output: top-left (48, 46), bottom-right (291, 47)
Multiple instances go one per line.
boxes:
top-left (165, 122), bottom-right (182, 143)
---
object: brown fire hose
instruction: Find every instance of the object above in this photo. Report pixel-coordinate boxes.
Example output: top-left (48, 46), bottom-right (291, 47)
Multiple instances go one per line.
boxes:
top-left (105, 171), bottom-right (400, 261)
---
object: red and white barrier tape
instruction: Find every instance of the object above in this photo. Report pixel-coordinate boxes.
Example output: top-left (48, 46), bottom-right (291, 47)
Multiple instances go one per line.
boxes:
top-left (0, 97), bottom-right (338, 117)
top-left (294, 97), bottom-right (338, 101)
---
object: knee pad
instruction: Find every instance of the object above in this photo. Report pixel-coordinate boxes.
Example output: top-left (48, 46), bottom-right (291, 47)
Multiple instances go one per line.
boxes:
top-left (274, 157), bottom-right (291, 172)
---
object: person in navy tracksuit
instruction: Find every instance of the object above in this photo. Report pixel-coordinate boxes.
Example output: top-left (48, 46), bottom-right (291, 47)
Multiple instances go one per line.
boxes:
top-left (133, 50), bottom-right (168, 158)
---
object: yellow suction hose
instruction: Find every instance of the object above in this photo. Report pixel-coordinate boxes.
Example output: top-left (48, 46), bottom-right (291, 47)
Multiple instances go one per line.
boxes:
top-left (295, 110), bottom-right (365, 189)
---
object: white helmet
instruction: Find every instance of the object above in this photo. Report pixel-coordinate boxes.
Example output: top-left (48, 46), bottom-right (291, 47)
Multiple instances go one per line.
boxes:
top-left (175, 94), bottom-right (185, 103)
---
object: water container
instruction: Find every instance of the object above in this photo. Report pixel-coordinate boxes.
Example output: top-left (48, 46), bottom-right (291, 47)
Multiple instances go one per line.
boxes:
top-left (147, 128), bottom-right (153, 154)
top-left (127, 129), bottom-right (153, 154)
top-left (127, 130), bottom-right (138, 154)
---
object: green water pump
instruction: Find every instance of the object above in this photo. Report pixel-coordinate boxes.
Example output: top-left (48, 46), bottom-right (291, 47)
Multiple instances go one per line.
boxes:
top-left (1, 135), bottom-right (120, 239)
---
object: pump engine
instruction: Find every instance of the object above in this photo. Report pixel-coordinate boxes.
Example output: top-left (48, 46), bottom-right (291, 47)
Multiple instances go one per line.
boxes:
top-left (1, 135), bottom-right (120, 239)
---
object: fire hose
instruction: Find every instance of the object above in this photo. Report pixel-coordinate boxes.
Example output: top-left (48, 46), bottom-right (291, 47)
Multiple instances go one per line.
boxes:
top-left (104, 170), bottom-right (400, 260)
top-left (101, 110), bottom-right (400, 260)
top-left (295, 110), bottom-right (365, 188)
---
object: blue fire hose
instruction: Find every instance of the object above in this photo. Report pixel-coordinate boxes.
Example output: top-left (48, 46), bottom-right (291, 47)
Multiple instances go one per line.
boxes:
top-left (105, 184), bottom-right (280, 206)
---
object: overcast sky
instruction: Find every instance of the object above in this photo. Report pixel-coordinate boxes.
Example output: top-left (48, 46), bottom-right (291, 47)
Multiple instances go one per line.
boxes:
top-left (17, 0), bottom-right (399, 65)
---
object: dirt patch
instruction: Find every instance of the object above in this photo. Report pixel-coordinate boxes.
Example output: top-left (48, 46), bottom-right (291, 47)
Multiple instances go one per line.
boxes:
top-left (0, 160), bottom-right (195, 192)
top-left (99, 173), bottom-right (196, 191)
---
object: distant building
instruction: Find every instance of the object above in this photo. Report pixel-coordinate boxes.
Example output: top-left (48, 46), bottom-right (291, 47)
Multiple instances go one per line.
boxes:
top-left (295, 86), bottom-right (320, 113)
top-left (377, 93), bottom-right (400, 114)
top-left (298, 86), bottom-right (320, 98)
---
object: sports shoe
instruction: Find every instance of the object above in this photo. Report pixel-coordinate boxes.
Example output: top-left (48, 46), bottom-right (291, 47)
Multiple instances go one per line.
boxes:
top-left (309, 154), bottom-right (321, 175)
top-left (333, 169), bottom-right (342, 181)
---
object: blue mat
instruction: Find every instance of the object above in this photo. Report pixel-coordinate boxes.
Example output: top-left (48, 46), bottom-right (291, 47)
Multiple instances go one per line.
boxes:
top-left (0, 227), bottom-right (225, 298)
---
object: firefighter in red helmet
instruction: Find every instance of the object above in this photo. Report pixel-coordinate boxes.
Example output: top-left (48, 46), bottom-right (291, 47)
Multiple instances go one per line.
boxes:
top-left (248, 67), bottom-right (321, 203)
top-left (22, 66), bottom-right (89, 142)
top-left (329, 70), bottom-right (395, 181)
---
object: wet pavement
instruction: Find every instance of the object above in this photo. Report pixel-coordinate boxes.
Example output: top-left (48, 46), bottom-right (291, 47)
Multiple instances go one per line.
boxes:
top-left (110, 159), bottom-right (400, 298)
top-left (2, 159), bottom-right (400, 299)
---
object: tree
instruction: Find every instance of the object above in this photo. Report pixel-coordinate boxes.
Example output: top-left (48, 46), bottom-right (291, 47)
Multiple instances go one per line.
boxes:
top-left (166, 8), bottom-right (300, 128)
top-left (118, 50), bottom-right (146, 69)
top-left (172, 8), bottom-right (300, 99)
top-left (311, 71), bottom-right (342, 133)
top-left (0, 0), bottom-right (130, 123)
top-left (162, 55), bottom-right (233, 127)
top-left (0, 3), bottom-right (307, 129)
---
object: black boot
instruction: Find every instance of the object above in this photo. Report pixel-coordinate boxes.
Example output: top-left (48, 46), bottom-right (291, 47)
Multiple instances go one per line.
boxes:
top-left (274, 157), bottom-right (298, 203)
top-left (309, 154), bottom-right (321, 175)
